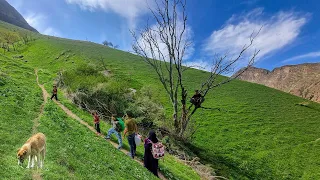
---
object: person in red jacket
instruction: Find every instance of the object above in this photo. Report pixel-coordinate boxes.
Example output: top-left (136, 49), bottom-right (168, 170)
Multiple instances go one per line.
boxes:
top-left (92, 111), bottom-right (101, 134)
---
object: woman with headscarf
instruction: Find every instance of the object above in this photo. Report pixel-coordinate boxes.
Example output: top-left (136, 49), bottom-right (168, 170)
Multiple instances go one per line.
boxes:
top-left (144, 130), bottom-right (159, 177)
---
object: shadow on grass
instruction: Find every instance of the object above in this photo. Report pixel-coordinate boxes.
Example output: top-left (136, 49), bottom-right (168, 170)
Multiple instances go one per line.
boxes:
top-left (184, 142), bottom-right (255, 179)
top-left (295, 102), bottom-right (320, 112)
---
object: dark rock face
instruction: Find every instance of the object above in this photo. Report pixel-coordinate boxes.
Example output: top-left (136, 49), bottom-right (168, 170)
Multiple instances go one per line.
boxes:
top-left (235, 63), bottom-right (320, 103)
top-left (0, 0), bottom-right (38, 32)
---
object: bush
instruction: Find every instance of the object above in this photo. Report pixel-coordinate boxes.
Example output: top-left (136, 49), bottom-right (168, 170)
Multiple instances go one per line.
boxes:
top-left (60, 65), bottom-right (165, 130)
top-left (126, 86), bottom-right (165, 128)
top-left (60, 64), bottom-right (130, 119)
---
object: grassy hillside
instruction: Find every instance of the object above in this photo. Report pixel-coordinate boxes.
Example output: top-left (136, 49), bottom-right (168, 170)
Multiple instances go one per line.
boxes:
top-left (0, 21), bottom-right (201, 180)
top-left (0, 44), bottom-right (158, 180)
top-left (1, 20), bottom-right (320, 179)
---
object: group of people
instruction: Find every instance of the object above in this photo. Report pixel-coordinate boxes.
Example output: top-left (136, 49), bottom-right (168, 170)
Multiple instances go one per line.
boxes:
top-left (92, 110), bottom-right (161, 177)
top-left (50, 84), bottom-right (203, 177)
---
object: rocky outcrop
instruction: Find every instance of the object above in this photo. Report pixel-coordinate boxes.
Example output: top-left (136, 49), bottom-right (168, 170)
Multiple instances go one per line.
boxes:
top-left (235, 63), bottom-right (320, 103)
top-left (0, 0), bottom-right (38, 32)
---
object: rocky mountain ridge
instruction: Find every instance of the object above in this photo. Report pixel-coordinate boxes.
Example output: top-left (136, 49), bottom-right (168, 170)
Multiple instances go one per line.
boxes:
top-left (0, 0), bottom-right (38, 32)
top-left (235, 63), bottom-right (320, 103)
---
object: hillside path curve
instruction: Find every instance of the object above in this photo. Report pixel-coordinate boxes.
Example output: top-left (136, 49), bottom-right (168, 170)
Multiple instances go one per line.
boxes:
top-left (35, 70), bottom-right (167, 180)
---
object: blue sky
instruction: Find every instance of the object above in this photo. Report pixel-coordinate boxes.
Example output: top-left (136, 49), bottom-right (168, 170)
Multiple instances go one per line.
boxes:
top-left (7, 0), bottom-right (320, 71)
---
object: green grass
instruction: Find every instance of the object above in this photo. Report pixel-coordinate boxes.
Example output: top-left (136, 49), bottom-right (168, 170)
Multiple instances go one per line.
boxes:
top-left (189, 81), bottom-right (320, 179)
top-left (0, 54), bottom-right (43, 179)
top-left (1, 19), bottom-right (320, 179)
top-left (0, 21), bottom-right (201, 179)
top-left (37, 100), bottom-right (157, 180)
top-left (0, 55), bottom-right (158, 180)
top-left (55, 91), bottom-right (201, 180)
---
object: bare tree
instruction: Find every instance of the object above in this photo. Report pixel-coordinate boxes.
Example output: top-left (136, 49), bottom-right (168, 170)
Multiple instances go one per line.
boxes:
top-left (131, 0), bottom-right (260, 138)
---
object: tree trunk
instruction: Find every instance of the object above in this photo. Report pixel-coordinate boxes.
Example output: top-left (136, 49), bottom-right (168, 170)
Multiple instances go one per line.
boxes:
top-left (179, 106), bottom-right (198, 137)
top-left (178, 87), bottom-right (188, 137)
top-left (173, 101), bottom-right (180, 133)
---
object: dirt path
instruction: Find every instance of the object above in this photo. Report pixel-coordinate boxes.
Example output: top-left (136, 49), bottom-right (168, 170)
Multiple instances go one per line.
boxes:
top-left (32, 69), bottom-right (50, 180)
top-left (54, 100), bottom-right (167, 179)
top-left (35, 71), bottom-right (166, 180)
top-left (32, 69), bottom-right (49, 135)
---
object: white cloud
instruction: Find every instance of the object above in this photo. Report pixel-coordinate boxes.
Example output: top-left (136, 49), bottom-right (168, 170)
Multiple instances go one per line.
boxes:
top-left (25, 13), bottom-right (46, 30)
top-left (282, 51), bottom-right (320, 63)
top-left (65, 0), bottom-right (153, 27)
top-left (203, 8), bottom-right (308, 65)
top-left (25, 13), bottom-right (61, 37)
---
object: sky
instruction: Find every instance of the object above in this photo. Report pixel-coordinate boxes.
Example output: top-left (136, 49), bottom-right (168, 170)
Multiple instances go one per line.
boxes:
top-left (6, 0), bottom-right (320, 71)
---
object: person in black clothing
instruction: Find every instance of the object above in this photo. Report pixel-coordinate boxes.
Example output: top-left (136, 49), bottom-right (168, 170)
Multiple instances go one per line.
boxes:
top-left (190, 90), bottom-right (203, 107)
top-left (50, 85), bottom-right (58, 100)
top-left (144, 130), bottom-right (159, 177)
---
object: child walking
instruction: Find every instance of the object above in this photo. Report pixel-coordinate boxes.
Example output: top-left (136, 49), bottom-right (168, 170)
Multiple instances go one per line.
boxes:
top-left (92, 111), bottom-right (101, 135)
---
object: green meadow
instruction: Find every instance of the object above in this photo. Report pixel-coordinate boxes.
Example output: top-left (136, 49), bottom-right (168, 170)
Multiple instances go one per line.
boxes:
top-left (1, 20), bottom-right (320, 179)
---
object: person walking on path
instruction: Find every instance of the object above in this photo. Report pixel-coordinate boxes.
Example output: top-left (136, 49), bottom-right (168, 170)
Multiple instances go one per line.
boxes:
top-left (105, 115), bottom-right (124, 149)
top-left (50, 85), bottom-right (58, 100)
top-left (144, 130), bottom-right (159, 177)
top-left (123, 111), bottom-right (138, 159)
top-left (92, 111), bottom-right (101, 135)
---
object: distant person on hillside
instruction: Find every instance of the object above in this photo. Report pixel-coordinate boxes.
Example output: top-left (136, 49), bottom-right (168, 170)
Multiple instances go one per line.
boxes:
top-left (105, 114), bottom-right (124, 149)
top-left (123, 111), bottom-right (138, 159)
top-left (50, 85), bottom-right (58, 100)
top-left (144, 130), bottom-right (160, 177)
top-left (190, 90), bottom-right (204, 108)
top-left (92, 111), bottom-right (101, 135)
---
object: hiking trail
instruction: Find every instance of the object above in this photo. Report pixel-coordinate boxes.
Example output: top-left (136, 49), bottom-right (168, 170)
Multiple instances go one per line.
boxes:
top-left (35, 70), bottom-right (167, 180)
top-left (33, 69), bottom-right (49, 135)
top-left (32, 69), bottom-right (49, 180)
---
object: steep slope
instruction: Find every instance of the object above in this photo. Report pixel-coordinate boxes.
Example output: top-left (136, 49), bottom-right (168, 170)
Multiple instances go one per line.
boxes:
top-left (0, 22), bottom-right (201, 180)
top-left (1, 21), bottom-right (320, 179)
top-left (20, 36), bottom-right (320, 179)
top-left (235, 63), bottom-right (320, 103)
top-left (0, 0), bottom-right (38, 32)
top-left (0, 53), bottom-right (158, 180)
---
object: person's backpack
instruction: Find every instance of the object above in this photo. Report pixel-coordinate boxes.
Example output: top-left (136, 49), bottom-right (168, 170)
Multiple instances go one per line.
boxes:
top-left (147, 139), bottom-right (165, 159)
top-left (115, 118), bottom-right (125, 132)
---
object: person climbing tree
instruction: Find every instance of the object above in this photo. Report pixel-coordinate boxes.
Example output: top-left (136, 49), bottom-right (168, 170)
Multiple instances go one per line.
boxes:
top-left (190, 90), bottom-right (204, 108)
top-left (50, 85), bottom-right (58, 100)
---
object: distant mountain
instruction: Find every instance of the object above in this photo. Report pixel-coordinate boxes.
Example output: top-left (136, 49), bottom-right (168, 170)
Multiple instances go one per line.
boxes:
top-left (234, 63), bottom-right (320, 103)
top-left (0, 0), bottom-right (38, 32)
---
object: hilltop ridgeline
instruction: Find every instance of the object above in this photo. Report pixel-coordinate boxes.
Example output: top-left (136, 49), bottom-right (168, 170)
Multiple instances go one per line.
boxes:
top-left (235, 62), bottom-right (320, 103)
top-left (0, 0), bottom-right (38, 32)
